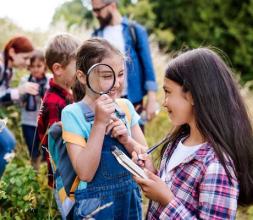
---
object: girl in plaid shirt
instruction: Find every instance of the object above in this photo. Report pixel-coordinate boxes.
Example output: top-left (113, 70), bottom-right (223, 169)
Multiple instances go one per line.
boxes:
top-left (133, 48), bottom-right (253, 219)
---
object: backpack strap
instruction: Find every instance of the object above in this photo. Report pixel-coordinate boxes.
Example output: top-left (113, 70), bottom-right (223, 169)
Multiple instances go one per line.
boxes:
top-left (128, 20), bottom-right (138, 51)
top-left (115, 99), bottom-right (132, 125)
top-left (128, 20), bottom-right (145, 75)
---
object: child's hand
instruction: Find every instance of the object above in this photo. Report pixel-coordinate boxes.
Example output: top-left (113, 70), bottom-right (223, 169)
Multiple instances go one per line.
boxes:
top-left (18, 82), bottom-right (39, 95)
top-left (133, 169), bottom-right (173, 206)
top-left (132, 151), bottom-right (156, 174)
top-left (106, 116), bottom-right (129, 145)
top-left (94, 94), bottom-right (115, 125)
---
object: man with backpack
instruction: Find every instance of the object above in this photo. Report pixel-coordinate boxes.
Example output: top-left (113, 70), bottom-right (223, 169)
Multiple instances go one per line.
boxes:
top-left (91, 0), bottom-right (158, 131)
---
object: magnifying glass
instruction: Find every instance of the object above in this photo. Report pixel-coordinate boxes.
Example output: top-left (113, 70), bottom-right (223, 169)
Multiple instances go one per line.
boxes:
top-left (86, 63), bottom-right (125, 118)
top-left (86, 63), bottom-right (116, 95)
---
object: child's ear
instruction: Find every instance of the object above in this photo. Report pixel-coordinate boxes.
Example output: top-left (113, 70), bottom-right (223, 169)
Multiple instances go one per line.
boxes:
top-left (52, 63), bottom-right (62, 76)
top-left (76, 70), bottom-right (86, 85)
top-left (186, 92), bottom-right (194, 106)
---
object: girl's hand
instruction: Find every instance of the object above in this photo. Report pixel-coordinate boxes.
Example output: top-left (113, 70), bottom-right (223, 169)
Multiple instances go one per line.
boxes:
top-left (132, 151), bottom-right (157, 174)
top-left (133, 169), bottom-right (174, 206)
top-left (18, 82), bottom-right (39, 95)
top-left (94, 94), bottom-right (115, 125)
top-left (106, 116), bottom-right (129, 145)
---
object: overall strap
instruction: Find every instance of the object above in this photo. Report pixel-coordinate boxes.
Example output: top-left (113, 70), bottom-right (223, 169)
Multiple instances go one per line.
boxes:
top-left (77, 100), bottom-right (131, 124)
top-left (77, 101), bottom-right (94, 122)
top-left (115, 99), bottom-right (131, 123)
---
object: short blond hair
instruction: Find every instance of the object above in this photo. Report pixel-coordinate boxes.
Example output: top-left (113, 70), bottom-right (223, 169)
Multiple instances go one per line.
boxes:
top-left (45, 33), bottom-right (80, 72)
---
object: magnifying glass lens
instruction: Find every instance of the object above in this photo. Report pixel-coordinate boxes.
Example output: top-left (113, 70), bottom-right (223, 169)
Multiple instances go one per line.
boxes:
top-left (87, 64), bottom-right (116, 95)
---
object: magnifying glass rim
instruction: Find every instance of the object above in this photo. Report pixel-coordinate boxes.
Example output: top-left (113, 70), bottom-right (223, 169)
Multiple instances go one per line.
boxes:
top-left (86, 63), bottom-right (116, 95)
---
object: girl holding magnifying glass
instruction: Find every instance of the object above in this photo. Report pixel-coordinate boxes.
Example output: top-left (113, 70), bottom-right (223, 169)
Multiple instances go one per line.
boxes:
top-left (61, 38), bottom-right (147, 219)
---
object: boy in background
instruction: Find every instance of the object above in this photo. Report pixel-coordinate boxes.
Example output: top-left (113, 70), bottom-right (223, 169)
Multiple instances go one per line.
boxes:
top-left (38, 34), bottom-right (80, 187)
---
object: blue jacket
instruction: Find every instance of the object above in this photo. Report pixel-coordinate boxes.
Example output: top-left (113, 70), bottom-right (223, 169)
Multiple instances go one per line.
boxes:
top-left (93, 17), bottom-right (157, 104)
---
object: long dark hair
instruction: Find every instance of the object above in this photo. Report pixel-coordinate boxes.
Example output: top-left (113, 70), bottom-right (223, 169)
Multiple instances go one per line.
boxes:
top-left (73, 38), bottom-right (123, 101)
top-left (163, 47), bottom-right (253, 205)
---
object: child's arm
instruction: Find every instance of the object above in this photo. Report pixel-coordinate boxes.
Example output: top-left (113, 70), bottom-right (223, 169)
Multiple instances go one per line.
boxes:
top-left (134, 161), bottom-right (239, 219)
top-left (65, 95), bottom-right (115, 182)
top-left (66, 122), bottom-right (107, 182)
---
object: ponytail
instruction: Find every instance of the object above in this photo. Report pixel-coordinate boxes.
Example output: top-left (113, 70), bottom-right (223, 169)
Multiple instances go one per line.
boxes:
top-left (72, 76), bottom-right (85, 102)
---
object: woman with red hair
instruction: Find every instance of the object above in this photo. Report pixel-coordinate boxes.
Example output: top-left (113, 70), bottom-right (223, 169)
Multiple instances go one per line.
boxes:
top-left (0, 36), bottom-right (38, 177)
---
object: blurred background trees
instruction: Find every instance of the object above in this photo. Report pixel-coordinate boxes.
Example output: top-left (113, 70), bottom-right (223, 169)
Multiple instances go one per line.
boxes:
top-left (52, 0), bottom-right (253, 82)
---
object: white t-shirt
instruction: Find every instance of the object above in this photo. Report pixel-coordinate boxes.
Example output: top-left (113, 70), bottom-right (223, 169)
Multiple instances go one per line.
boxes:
top-left (161, 139), bottom-right (204, 180)
top-left (103, 25), bottom-right (128, 96)
top-left (103, 25), bottom-right (125, 54)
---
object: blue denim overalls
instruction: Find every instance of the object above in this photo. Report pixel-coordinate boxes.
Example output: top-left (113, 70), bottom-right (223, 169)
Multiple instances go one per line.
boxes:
top-left (73, 102), bottom-right (142, 220)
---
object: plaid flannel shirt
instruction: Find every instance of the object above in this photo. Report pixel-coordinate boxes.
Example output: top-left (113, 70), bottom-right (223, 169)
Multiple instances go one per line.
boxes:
top-left (147, 138), bottom-right (239, 220)
top-left (37, 79), bottom-right (73, 187)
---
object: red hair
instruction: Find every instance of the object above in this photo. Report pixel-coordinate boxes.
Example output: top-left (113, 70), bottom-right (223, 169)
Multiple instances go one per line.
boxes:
top-left (3, 36), bottom-right (34, 64)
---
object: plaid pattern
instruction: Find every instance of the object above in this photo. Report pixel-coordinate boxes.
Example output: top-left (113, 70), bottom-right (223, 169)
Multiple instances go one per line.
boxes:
top-left (37, 79), bottom-right (73, 187)
top-left (147, 138), bottom-right (239, 220)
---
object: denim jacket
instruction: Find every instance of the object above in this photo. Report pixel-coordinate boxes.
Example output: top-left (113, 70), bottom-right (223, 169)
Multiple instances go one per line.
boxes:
top-left (93, 17), bottom-right (157, 104)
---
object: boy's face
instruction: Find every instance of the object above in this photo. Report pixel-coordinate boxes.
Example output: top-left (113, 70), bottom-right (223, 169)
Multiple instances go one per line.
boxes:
top-left (61, 59), bottom-right (76, 89)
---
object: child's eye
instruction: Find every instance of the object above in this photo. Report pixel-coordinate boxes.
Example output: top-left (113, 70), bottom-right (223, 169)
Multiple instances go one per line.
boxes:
top-left (118, 72), bottom-right (124, 77)
top-left (102, 75), bottom-right (113, 79)
top-left (164, 89), bottom-right (171, 94)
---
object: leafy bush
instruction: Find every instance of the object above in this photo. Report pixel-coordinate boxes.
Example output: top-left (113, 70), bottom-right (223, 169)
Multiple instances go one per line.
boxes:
top-left (150, 0), bottom-right (253, 82)
top-left (0, 160), bottom-right (60, 220)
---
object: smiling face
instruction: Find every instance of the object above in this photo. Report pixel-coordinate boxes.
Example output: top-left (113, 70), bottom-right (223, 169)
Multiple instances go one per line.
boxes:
top-left (10, 50), bottom-right (33, 69)
top-left (103, 54), bottom-right (125, 99)
top-left (163, 77), bottom-right (194, 126)
top-left (85, 54), bottom-right (125, 100)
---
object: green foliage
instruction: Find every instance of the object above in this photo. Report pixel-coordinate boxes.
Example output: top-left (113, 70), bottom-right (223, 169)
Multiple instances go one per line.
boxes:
top-left (0, 160), bottom-right (60, 219)
top-left (0, 18), bottom-right (23, 49)
top-left (122, 0), bottom-right (156, 31)
top-left (51, 0), bottom-right (253, 83)
top-left (0, 67), bottom-right (60, 219)
top-left (0, 103), bottom-right (60, 219)
top-left (150, 0), bottom-right (253, 82)
top-left (52, 0), bottom-right (95, 29)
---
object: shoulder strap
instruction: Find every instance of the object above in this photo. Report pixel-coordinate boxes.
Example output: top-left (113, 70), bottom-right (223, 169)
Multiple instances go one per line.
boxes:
top-left (77, 99), bottom-right (131, 124)
top-left (115, 99), bottom-right (132, 124)
top-left (77, 101), bottom-right (94, 122)
top-left (128, 21), bottom-right (138, 51)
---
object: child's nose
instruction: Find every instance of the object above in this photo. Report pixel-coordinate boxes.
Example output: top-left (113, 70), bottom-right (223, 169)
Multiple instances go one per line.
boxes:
top-left (162, 98), bottom-right (168, 108)
top-left (114, 77), bottom-right (120, 88)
